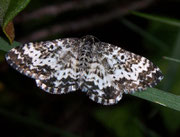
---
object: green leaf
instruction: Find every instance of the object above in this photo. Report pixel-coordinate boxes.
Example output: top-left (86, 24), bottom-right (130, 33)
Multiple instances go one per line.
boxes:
top-left (0, 0), bottom-right (10, 26)
top-left (0, 0), bottom-right (31, 27)
top-left (0, 36), bottom-right (20, 52)
top-left (0, 0), bottom-right (30, 42)
top-left (132, 88), bottom-right (180, 112)
top-left (131, 11), bottom-right (180, 27)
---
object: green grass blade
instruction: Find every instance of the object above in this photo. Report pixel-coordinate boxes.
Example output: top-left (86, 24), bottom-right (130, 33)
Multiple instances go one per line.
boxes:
top-left (132, 88), bottom-right (180, 111)
top-left (163, 56), bottom-right (180, 63)
top-left (131, 11), bottom-right (180, 27)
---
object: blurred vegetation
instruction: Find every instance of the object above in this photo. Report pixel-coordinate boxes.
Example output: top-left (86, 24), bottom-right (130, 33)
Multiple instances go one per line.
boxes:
top-left (0, 0), bottom-right (180, 137)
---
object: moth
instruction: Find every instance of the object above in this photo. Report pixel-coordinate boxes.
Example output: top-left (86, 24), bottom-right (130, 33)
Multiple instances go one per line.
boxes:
top-left (5, 35), bottom-right (163, 105)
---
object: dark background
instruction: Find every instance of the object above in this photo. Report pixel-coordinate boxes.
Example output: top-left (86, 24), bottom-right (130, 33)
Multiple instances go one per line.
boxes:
top-left (0, 0), bottom-right (180, 137)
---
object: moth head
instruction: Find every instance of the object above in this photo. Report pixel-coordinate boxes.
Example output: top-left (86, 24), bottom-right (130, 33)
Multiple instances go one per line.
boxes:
top-left (81, 35), bottom-right (99, 44)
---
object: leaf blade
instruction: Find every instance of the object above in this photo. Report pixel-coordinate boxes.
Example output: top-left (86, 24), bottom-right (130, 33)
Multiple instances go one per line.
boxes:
top-left (0, 37), bottom-right (20, 52)
top-left (132, 88), bottom-right (180, 112)
top-left (0, 0), bottom-right (30, 43)
top-left (3, 0), bottom-right (31, 27)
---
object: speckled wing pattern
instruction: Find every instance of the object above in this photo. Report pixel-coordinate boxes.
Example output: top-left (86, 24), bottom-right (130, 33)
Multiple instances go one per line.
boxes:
top-left (5, 35), bottom-right (163, 105)
top-left (84, 41), bottom-right (163, 105)
top-left (6, 38), bottom-right (80, 94)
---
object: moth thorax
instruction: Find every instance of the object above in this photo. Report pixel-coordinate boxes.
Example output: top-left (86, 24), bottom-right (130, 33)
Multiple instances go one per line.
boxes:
top-left (79, 44), bottom-right (92, 70)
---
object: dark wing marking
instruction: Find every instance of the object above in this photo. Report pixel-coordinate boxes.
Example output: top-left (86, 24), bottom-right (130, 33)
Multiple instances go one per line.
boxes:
top-left (99, 42), bottom-right (163, 93)
top-left (6, 38), bottom-right (80, 94)
top-left (83, 42), bottom-right (163, 105)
